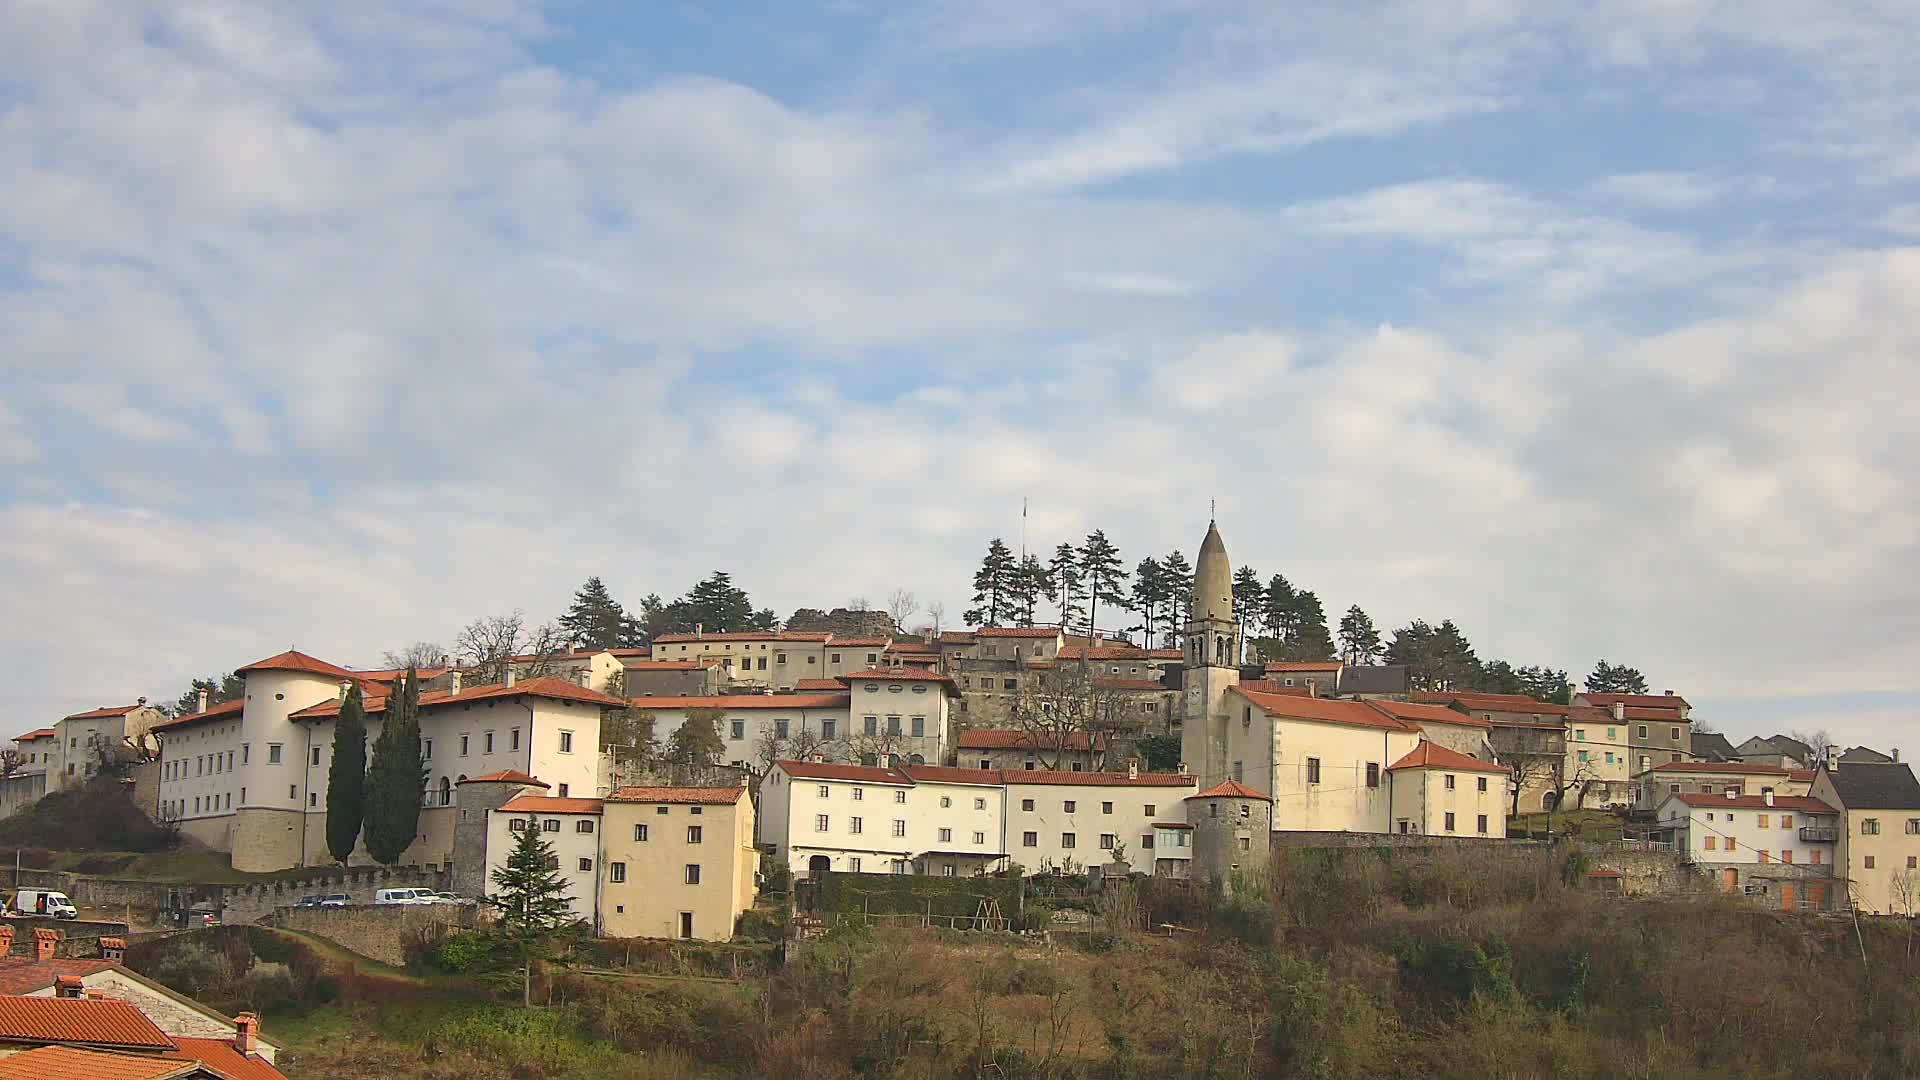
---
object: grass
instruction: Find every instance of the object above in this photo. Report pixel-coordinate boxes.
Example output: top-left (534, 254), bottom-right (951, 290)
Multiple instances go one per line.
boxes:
top-left (23, 847), bottom-right (364, 885)
top-left (1506, 808), bottom-right (1626, 840)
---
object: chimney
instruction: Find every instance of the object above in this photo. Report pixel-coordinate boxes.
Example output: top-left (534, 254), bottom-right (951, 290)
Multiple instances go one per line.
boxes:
top-left (54, 975), bottom-right (83, 998)
top-left (696, 622), bottom-right (704, 638)
top-left (234, 1012), bottom-right (259, 1054)
top-left (0, 925), bottom-right (15, 956)
top-left (33, 928), bottom-right (59, 962)
top-left (1611, 702), bottom-right (1625, 721)
top-left (1894, 748), bottom-right (1902, 763)
top-left (98, 937), bottom-right (126, 960)
top-left (197, 687), bottom-right (210, 713)
top-left (1764, 790), bottom-right (1775, 807)
top-left (1127, 758), bottom-right (1140, 780)
top-left (1177, 761), bottom-right (1189, 776)
top-left (450, 670), bottom-right (464, 695)
top-left (136, 696), bottom-right (147, 707)
top-left (1664, 689), bottom-right (1674, 697)
top-left (506, 666), bottom-right (517, 688)
top-left (338, 680), bottom-right (351, 702)
top-left (440, 653), bottom-right (450, 669)
top-left (1725, 789), bottom-right (1737, 800)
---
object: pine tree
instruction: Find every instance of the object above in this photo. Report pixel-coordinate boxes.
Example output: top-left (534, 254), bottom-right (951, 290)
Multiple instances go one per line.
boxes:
top-left (1288, 591), bottom-right (1335, 661)
top-left (965, 539), bottom-right (1018, 627)
top-left (486, 815), bottom-right (583, 1007)
top-left (1263, 574), bottom-right (1299, 641)
top-left (1160, 549), bottom-right (1193, 644)
top-left (1586, 660), bottom-right (1649, 694)
top-left (1048, 543), bottom-right (1083, 630)
top-left (1517, 665), bottom-right (1573, 704)
top-left (558, 576), bottom-right (642, 649)
top-left (1130, 556), bottom-right (1167, 643)
top-left (1231, 566), bottom-right (1264, 628)
top-left (362, 669), bottom-right (426, 865)
top-left (324, 685), bottom-right (369, 864)
top-left (1010, 554), bottom-right (1051, 627)
top-left (169, 673), bottom-right (244, 717)
top-left (665, 710), bottom-right (726, 765)
top-left (1387, 620), bottom-right (1481, 692)
top-left (1478, 659), bottom-right (1524, 695)
top-left (1077, 530), bottom-right (1128, 639)
top-left (1338, 605), bottom-right (1384, 665)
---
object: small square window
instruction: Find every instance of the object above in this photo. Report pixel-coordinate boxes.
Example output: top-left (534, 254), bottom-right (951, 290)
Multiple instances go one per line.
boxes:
top-left (685, 864), bottom-right (701, 884)
top-left (1064, 800), bottom-right (1076, 813)
top-left (578, 857), bottom-right (593, 872)
top-left (1022, 831), bottom-right (1038, 847)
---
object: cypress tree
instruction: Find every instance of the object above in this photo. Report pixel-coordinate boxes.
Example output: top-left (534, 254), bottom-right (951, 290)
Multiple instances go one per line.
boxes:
top-left (362, 668), bottom-right (426, 865)
top-left (324, 685), bottom-right (369, 864)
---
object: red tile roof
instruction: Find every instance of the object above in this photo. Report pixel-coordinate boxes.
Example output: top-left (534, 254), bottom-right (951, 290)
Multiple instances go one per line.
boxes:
top-left (618, 660), bottom-right (710, 671)
top-left (937, 632), bottom-right (977, 644)
top-left (1788, 769), bottom-right (1817, 782)
top-left (165, 1036), bottom-right (290, 1080)
top-left (625, 694), bottom-right (850, 711)
top-left (956, 729), bottom-right (1105, 752)
top-left (1237, 681), bottom-right (1311, 695)
top-left (901, 765), bottom-right (1007, 787)
top-left (828, 637), bottom-right (893, 648)
top-left (651, 631), bottom-right (830, 643)
top-left (1093, 679), bottom-right (1168, 692)
top-left (1669, 793), bottom-right (1836, 813)
top-left (1145, 648), bottom-right (1183, 660)
top-left (1581, 692), bottom-right (1691, 709)
top-left (10, 729), bottom-right (54, 742)
top-left (234, 649), bottom-right (358, 679)
top-left (0, 995), bottom-right (175, 1050)
top-left (0, 1046), bottom-right (198, 1080)
top-left (974, 627), bottom-right (1061, 638)
top-left (999, 769), bottom-right (1194, 789)
top-left (1187, 780), bottom-right (1271, 802)
top-left (777, 760), bottom-right (912, 784)
top-left (0, 957), bottom-right (118, 996)
top-left (1231, 688), bottom-right (1415, 732)
top-left (1366, 700), bottom-right (1494, 730)
top-left (839, 668), bottom-right (958, 684)
top-left (1648, 761), bottom-right (1789, 775)
top-left (886, 641), bottom-right (938, 654)
top-left (792, 678), bottom-right (845, 691)
top-left (1265, 662), bottom-right (1342, 673)
top-left (1058, 645), bottom-right (1154, 661)
top-left (350, 667), bottom-right (451, 683)
top-left (458, 770), bottom-right (548, 787)
top-left (1388, 741), bottom-right (1507, 774)
top-left (1413, 691), bottom-right (1574, 718)
top-left (606, 787), bottom-right (746, 805)
top-left (499, 795), bottom-right (602, 814)
top-left (149, 699), bottom-right (245, 733)
top-left (60, 705), bottom-right (144, 722)
top-left (290, 676), bottom-right (629, 720)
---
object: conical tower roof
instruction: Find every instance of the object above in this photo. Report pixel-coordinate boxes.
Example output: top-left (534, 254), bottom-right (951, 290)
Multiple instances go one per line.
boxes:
top-left (1193, 521), bottom-right (1233, 623)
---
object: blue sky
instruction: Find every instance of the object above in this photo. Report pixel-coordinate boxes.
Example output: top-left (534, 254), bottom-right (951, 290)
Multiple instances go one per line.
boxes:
top-left (0, 1), bottom-right (1916, 752)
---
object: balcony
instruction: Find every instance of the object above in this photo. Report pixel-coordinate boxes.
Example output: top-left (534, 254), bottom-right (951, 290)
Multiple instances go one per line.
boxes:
top-left (1799, 826), bottom-right (1838, 843)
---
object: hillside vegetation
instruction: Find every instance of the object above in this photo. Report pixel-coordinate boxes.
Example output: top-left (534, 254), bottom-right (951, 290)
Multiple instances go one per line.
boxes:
top-left (131, 847), bottom-right (1920, 1080)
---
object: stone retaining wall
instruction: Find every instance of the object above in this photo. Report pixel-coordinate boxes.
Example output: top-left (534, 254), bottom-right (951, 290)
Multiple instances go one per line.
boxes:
top-left (261, 903), bottom-right (481, 966)
top-left (221, 866), bottom-right (448, 925)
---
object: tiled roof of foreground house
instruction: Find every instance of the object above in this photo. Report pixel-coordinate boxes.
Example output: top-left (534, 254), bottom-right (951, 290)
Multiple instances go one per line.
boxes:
top-left (148, 699), bottom-right (244, 733)
top-left (0, 1045), bottom-right (197, 1080)
top-left (0, 995), bottom-right (174, 1051)
top-left (1187, 780), bottom-right (1271, 801)
top-left (1581, 692), bottom-right (1691, 710)
top-left (775, 760), bottom-right (1194, 789)
top-left (60, 705), bottom-right (145, 721)
top-left (606, 787), bottom-right (747, 805)
top-left (10, 728), bottom-right (54, 742)
top-left (1365, 700), bottom-right (1493, 730)
top-left (499, 796), bottom-right (603, 815)
top-left (1231, 687), bottom-right (1415, 732)
top-left (233, 649), bottom-right (359, 679)
top-left (1822, 761), bottom-right (1920, 809)
top-left (1669, 793), bottom-right (1837, 813)
top-left (1388, 741), bottom-right (1507, 774)
top-left (289, 676), bottom-right (628, 720)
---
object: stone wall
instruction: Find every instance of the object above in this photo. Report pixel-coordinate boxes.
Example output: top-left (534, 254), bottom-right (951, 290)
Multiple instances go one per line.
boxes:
top-left (11, 868), bottom-right (216, 918)
top-left (1581, 847), bottom-right (1698, 898)
top-left (261, 903), bottom-right (481, 966)
top-left (0, 920), bottom-right (131, 957)
top-left (221, 865), bottom-right (448, 925)
top-left (1267, 830), bottom-right (1517, 849)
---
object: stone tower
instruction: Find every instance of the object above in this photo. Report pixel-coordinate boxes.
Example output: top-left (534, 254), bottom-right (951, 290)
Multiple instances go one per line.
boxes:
top-left (1185, 779), bottom-right (1273, 894)
top-left (1181, 520), bottom-right (1241, 787)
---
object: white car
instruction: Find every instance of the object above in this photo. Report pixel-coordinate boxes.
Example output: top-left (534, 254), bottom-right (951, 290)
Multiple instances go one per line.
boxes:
top-left (372, 888), bottom-right (433, 906)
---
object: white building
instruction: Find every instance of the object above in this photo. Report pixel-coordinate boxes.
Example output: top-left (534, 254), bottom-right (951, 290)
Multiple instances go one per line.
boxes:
top-left (1385, 741), bottom-right (1510, 837)
top-left (1003, 767), bottom-right (1196, 873)
top-left (1657, 791), bottom-right (1842, 909)
top-left (487, 794), bottom-right (604, 924)
top-left (1221, 686), bottom-right (1424, 833)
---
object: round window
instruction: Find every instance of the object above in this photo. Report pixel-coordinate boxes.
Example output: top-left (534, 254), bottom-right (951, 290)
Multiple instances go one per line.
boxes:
top-left (864, 684), bottom-right (880, 692)
top-left (274, 693), bottom-right (285, 701)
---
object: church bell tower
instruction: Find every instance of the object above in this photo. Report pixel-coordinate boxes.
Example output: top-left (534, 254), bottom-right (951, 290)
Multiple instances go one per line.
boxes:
top-left (1181, 520), bottom-right (1241, 788)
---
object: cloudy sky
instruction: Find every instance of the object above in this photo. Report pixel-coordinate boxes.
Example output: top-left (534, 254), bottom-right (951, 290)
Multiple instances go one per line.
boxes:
top-left (2, 1), bottom-right (1916, 752)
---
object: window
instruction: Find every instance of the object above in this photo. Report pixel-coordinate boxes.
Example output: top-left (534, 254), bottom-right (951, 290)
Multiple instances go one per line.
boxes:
top-left (1704, 836), bottom-right (1717, 851)
top-left (1306, 758), bottom-right (1321, 785)
top-left (938, 827), bottom-right (952, 842)
top-left (424, 739), bottom-right (433, 759)
top-left (1444, 812), bottom-right (1456, 833)
top-left (1780, 815), bottom-right (1793, 828)
top-left (910, 715), bottom-right (925, 737)
top-left (684, 864), bottom-right (701, 884)
top-left (1144, 804), bottom-right (1156, 817)
top-left (1444, 774), bottom-right (1456, 791)
top-left (1910, 856), bottom-right (1918, 870)
top-left (1102, 801), bottom-right (1114, 814)
top-left (850, 817), bottom-right (863, 834)
top-left (242, 744), bottom-right (250, 765)
top-left (558, 783), bottom-right (569, 798)
top-left (1578, 750), bottom-right (1590, 763)
top-left (1758, 815), bottom-right (1769, 830)
top-left (1023, 831), bottom-right (1038, 847)
top-left (1811, 849), bottom-right (1822, 865)
top-left (732, 720), bottom-right (747, 740)
top-left (849, 857), bottom-right (862, 872)
top-left (1061, 833), bottom-right (1076, 849)
top-left (822, 719), bottom-right (836, 739)
top-left (1231, 761), bottom-right (1243, 782)
top-left (1241, 804), bottom-right (1251, 819)
top-left (687, 824), bottom-right (704, 844)
top-left (311, 746), bottom-right (322, 766)
top-left (655, 806), bottom-right (669, 815)
top-left (1100, 833), bottom-right (1116, 850)
top-left (1022, 798), bottom-right (1035, 812)
top-left (1781, 850), bottom-right (1793, 864)
top-left (511, 728), bottom-right (521, 750)
top-left (1476, 814), bottom-right (1488, 834)
top-left (940, 796), bottom-right (952, 808)
top-left (1002, 679), bottom-right (1017, 690)
top-left (485, 732), bottom-right (494, 753)
top-left (886, 716), bottom-right (902, 736)
top-left (1670, 726), bottom-right (1681, 741)
top-left (776, 652), bottom-right (786, 664)
top-left (757, 657), bottom-right (767, 670)
top-left (460, 735), bottom-right (470, 756)
top-left (1064, 800), bottom-right (1077, 813)
top-left (1637, 725), bottom-right (1648, 739)
top-left (309, 792), bottom-right (318, 807)
top-left (288, 784), bottom-right (296, 799)
top-left (268, 744), bottom-right (282, 764)
top-left (1477, 777), bottom-right (1488, 793)
top-left (1864, 855), bottom-right (1876, 869)
top-left (894, 790), bottom-right (906, 804)
top-left (1863, 818), bottom-right (1881, 835)
top-left (576, 819), bottom-right (594, 834)
top-left (634, 824), bottom-right (649, 841)
top-left (577, 857), bottom-right (593, 872)
top-left (776, 719), bottom-right (789, 739)
top-left (543, 819), bottom-right (560, 832)
top-left (892, 819), bottom-right (906, 837)
top-left (1907, 819), bottom-right (1920, 835)
top-left (974, 797), bottom-right (986, 810)
top-left (1142, 834), bottom-right (1155, 849)
top-left (610, 862), bottom-right (626, 883)
top-left (973, 831), bottom-right (985, 845)
top-left (815, 814), bottom-right (829, 832)
top-left (818, 785), bottom-right (832, 798)
top-left (559, 731), bottom-right (574, 753)
top-left (864, 716), bottom-right (879, 736)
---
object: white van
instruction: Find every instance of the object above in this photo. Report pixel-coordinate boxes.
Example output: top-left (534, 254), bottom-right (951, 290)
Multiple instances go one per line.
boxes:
top-left (373, 888), bottom-right (431, 906)
top-left (13, 888), bottom-right (78, 919)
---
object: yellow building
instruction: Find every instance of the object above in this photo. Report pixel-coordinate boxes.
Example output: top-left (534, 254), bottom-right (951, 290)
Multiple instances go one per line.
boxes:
top-left (598, 787), bottom-right (756, 941)
top-left (1809, 758), bottom-right (1920, 916)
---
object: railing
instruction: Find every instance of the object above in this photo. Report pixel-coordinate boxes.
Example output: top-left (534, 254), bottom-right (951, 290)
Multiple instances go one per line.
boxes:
top-left (1799, 827), bottom-right (1838, 843)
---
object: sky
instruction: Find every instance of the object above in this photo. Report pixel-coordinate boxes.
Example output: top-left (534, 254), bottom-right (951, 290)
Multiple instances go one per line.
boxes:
top-left (1, 1), bottom-right (1916, 754)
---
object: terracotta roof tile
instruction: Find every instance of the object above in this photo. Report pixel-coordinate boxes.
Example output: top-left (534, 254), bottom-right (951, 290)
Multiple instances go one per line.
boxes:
top-left (0, 995), bottom-right (175, 1050)
top-left (901, 765), bottom-right (1006, 787)
top-left (1145, 648), bottom-right (1184, 660)
top-left (777, 760), bottom-right (912, 784)
top-left (1388, 741), bottom-right (1507, 774)
top-left (291, 676), bottom-right (628, 720)
top-left (1366, 700), bottom-right (1494, 730)
top-left (839, 668), bottom-right (957, 684)
top-left (457, 770), bottom-right (548, 787)
top-left (0, 958), bottom-right (118, 996)
top-left (1669, 793), bottom-right (1836, 812)
top-left (1580, 692), bottom-right (1691, 709)
top-left (10, 729), bottom-right (54, 742)
top-left (827, 637), bottom-right (892, 648)
top-left (165, 1036), bottom-right (290, 1080)
top-left (886, 642), bottom-right (938, 654)
top-left (1000, 769), bottom-right (1194, 789)
top-left (937, 632), bottom-right (977, 644)
top-left (1413, 691), bottom-right (1574, 718)
top-left (606, 787), bottom-right (746, 805)
top-left (956, 730), bottom-right (1105, 751)
top-left (1648, 761), bottom-right (1789, 775)
top-left (60, 705), bottom-right (144, 722)
top-left (1264, 662), bottom-right (1342, 673)
top-left (625, 694), bottom-right (850, 710)
top-left (651, 631), bottom-right (830, 643)
top-left (1231, 688), bottom-right (1415, 732)
top-left (498, 795), bottom-right (602, 814)
top-left (974, 627), bottom-right (1061, 638)
top-left (0, 1046), bottom-right (197, 1080)
top-left (792, 678), bottom-right (845, 691)
top-left (1188, 779), bottom-right (1271, 801)
top-left (149, 699), bottom-right (244, 733)
top-left (234, 650), bottom-right (357, 679)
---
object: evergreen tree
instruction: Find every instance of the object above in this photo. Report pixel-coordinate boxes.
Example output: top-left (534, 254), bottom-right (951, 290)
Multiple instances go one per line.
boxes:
top-left (1338, 605), bottom-right (1384, 665)
top-left (1130, 556), bottom-right (1168, 643)
top-left (485, 815), bottom-right (584, 1007)
top-left (1387, 620), bottom-right (1481, 692)
top-left (965, 539), bottom-right (1018, 627)
top-left (664, 710), bottom-right (726, 765)
top-left (1586, 660), bottom-right (1649, 694)
top-left (1010, 554), bottom-right (1051, 627)
top-left (1288, 591), bottom-right (1335, 661)
top-left (1160, 549), bottom-right (1193, 644)
top-left (1517, 665), bottom-right (1573, 705)
top-left (680, 572), bottom-right (762, 632)
top-left (324, 685), bottom-right (369, 864)
top-left (1231, 566), bottom-right (1264, 628)
top-left (558, 576), bottom-right (643, 649)
top-left (1263, 574), bottom-right (1299, 641)
top-left (1077, 530), bottom-right (1128, 638)
top-left (362, 669), bottom-right (426, 865)
top-left (1048, 542), bottom-right (1083, 630)
top-left (169, 673), bottom-right (245, 717)
top-left (1477, 659), bottom-right (1524, 696)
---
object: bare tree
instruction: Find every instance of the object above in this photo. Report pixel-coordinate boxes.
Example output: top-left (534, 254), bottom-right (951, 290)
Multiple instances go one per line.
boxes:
top-left (754, 721), bottom-right (832, 774)
top-left (0, 748), bottom-right (23, 780)
top-left (1553, 754), bottom-right (1601, 811)
top-left (517, 621), bottom-right (576, 679)
top-left (1791, 729), bottom-right (1834, 767)
top-left (924, 601), bottom-right (946, 640)
top-left (847, 722), bottom-right (911, 767)
top-left (846, 596), bottom-right (872, 612)
top-left (1004, 664), bottom-right (1135, 770)
top-left (1507, 754), bottom-right (1566, 820)
top-left (381, 641), bottom-right (447, 670)
top-left (456, 611), bottom-right (527, 685)
top-left (1690, 716), bottom-right (1719, 735)
top-left (886, 588), bottom-right (919, 633)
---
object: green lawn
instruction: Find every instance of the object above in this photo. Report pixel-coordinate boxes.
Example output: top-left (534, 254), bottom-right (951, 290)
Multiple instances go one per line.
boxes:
top-left (1505, 809), bottom-right (1627, 840)
top-left (37, 848), bottom-right (344, 884)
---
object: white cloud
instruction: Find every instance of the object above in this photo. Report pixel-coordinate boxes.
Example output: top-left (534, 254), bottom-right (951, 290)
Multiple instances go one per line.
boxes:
top-left (1584, 171), bottom-right (1728, 210)
top-left (0, 402), bottom-right (39, 465)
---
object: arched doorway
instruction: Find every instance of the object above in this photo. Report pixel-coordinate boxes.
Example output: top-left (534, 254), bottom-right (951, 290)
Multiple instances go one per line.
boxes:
top-left (438, 776), bottom-right (452, 805)
top-left (809, 855), bottom-right (831, 878)
top-left (909, 754), bottom-right (926, 766)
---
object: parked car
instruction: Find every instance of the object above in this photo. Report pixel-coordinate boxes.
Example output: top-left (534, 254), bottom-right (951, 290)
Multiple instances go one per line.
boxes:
top-left (373, 888), bottom-right (433, 906)
top-left (320, 894), bottom-right (351, 908)
top-left (295, 895), bottom-right (323, 908)
top-left (424, 890), bottom-right (470, 905)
